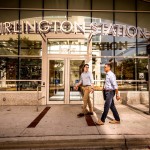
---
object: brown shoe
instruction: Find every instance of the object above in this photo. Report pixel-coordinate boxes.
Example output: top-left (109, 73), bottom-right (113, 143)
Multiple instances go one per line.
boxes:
top-left (95, 119), bottom-right (104, 125)
top-left (109, 120), bottom-right (120, 124)
top-left (77, 113), bottom-right (84, 118)
top-left (86, 112), bottom-right (94, 115)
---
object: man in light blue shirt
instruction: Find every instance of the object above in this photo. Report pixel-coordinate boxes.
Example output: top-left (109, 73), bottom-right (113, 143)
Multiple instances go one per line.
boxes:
top-left (75, 64), bottom-right (94, 117)
top-left (96, 63), bottom-right (120, 125)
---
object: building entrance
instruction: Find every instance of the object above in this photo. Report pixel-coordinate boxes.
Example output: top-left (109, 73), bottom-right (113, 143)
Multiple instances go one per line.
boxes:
top-left (42, 35), bottom-right (92, 104)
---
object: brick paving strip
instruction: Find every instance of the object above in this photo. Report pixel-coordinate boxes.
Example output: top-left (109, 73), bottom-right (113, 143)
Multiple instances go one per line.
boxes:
top-left (27, 107), bottom-right (51, 128)
top-left (85, 115), bottom-right (96, 126)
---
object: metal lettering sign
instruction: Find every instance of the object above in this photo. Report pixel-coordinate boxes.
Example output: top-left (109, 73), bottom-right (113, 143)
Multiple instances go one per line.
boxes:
top-left (0, 20), bottom-right (150, 40)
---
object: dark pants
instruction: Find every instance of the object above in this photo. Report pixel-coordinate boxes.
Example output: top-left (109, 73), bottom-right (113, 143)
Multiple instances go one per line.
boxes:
top-left (101, 90), bottom-right (120, 122)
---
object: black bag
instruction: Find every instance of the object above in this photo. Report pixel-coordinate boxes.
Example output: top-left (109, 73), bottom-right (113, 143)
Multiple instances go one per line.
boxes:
top-left (102, 90), bottom-right (106, 100)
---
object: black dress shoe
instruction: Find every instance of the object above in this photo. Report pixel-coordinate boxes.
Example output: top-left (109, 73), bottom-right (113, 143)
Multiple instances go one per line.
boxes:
top-left (86, 112), bottom-right (94, 115)
top-left (77, 113), bottom-right (84, 117)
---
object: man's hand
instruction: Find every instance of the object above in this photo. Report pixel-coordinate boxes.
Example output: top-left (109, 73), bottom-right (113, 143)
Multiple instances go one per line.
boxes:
top-left (116, 95), bottom-right (120, 101)
top-left (74, 86), bottom-right (78, 91)
top-left (90, 88), bottom-right (94, 93)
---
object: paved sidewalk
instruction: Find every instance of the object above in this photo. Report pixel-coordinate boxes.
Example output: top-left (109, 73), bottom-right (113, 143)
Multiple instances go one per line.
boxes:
top-left (0, 104), bottom-right (150, 149)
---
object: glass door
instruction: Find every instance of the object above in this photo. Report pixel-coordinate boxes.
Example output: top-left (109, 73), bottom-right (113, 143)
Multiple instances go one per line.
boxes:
top-left (48, 59), bottom-right (65, 103)
top-left (47, 58), bottom-right (86, 104)
top-left (69, 60), bottom-right (85, 103)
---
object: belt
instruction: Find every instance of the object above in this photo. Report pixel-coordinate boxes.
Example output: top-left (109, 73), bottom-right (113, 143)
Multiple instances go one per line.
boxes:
top-left (83, 85), bottom-right (91, 87)
top-left (104, 89), bottom-right (114, 91)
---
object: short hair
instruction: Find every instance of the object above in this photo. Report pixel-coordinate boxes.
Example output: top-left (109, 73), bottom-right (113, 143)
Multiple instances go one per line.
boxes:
top-left (83, 64), bottom-right (89, 68)
top-left (105, 63), bottom-right (112, 69)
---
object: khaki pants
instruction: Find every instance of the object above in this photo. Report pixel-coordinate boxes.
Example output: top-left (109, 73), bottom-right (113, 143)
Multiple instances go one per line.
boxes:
top-left (82, 86), bottom-right (93, 114)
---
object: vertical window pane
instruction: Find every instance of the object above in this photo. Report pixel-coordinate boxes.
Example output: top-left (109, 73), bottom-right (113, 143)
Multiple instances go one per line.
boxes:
top-left (115, 13), bottom-right (136, 56)
top-left (115, 0), bottom-right (135, 10)
top-left (44, 11), bottom-right (67, 22)
top-left (68, 12), bottom-right (91, 23)
top-left (20, 35), bottom-right (42, 56)
top-left (20, 11), bottom-right (42, 56)
top-left (20, 11), bottom-right (42, 23)
top-left (21, 0), bottom-right (42, 8)
top-left (0, 57), bottom-right (18, 80)
top-left (115, 58), bottom-right (136, 80)
top-left (69, 0), bottom-right (90, 9)
top-left (0, 10), bottom-right (19, 55)
top-left (20, 58), bottom-right (41, 80)
top-left (137, 13), bottom-right (150, 56)
top-left (0, 0), bottom-right (19, 8)
top-left (68, 11), bottom-right (91, 34)
top-left (92, 12), bottom-right (114, 57)
top-left (137, 0), bottom-right (150, 11)
top-left (92, 0), bottom-right (113, 10)
top-left (0, 35), bottom-right (18, 55)
top-left (44, 0), bottom-right (67, 9)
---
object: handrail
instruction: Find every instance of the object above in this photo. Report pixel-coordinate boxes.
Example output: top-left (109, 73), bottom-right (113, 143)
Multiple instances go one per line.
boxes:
top-left (36, 85), bottom-right (45, 112)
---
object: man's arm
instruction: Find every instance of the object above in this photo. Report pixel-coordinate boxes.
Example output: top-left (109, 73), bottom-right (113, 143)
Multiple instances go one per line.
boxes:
top-left (110, 75), bottom-right (120, 100)
top-left (74, 75), bottom-right (82, 90)
top-left (76, 81), bottom-right (82, 87)
top-left (90, 72), bottom-right (94, 93)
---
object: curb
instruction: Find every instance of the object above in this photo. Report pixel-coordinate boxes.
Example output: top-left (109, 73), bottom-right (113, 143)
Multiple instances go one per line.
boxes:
top-left (0, 135), bottom-right (150, 149)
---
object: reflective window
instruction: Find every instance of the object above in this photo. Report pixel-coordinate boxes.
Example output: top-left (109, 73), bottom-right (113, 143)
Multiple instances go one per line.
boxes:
top-left (0, 10), bottom-right (19, 55)
top-left (0, 35), bottom-right (18, 55)
top-left (137, 13), bottom-right (150, 56)
top-left (137, 0), bottom-right (150, 11)
top-left (115, 13), bottom-right (136, 56)
top-left (115, 58), bottom-right (136, 80)
top-left (0, 57), bottom-right (18, 80)
top-left (92, 12), bottom-right (114, 57)
top-left (20, 58), bottom-right (41, 80)
top-left (21, 0), bottom-right (42, 8)
top-left (69, 0), bottom-right (90, 9)
top-left (44, 0), bottom-right (67, 9)
top-left (47, 39), bottom-right (87, 54)
top-left (92, 57), bottom-right (148, 91)
top-left (20, 11), bottom-right (42, 56)
top-left (20, 35), bottom-right (42, 56)
top-left (44, 11), bottom-right (67, 24)
top-left (68, 12), bottom-right (91, 25)
top-left (0, 81), bottom-right (41, 91)
top-left (0, 10), bottom-right (19, 22)
top-left (92, 0), bottom-right (113, 10)
top-left (20, 11), bottom-right (42, 23)
top-left (0, 0), bottom-right (19, 8)
top-left (115, 0), bottom-right (135, 10)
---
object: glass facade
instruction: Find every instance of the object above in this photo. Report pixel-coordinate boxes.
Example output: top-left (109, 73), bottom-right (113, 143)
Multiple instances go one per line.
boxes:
top-left (0, 0), bottom-right (149, 92)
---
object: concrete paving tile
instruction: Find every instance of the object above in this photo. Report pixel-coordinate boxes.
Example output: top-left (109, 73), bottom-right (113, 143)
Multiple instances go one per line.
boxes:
top-left (21, 126), bottom-right (99, 136)
top-left (37, 105), bottom-right (88, 128)
top-left (96, 124), bottom-right (121, 135)
top-left (0, 128), bottom-right (25, 137)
